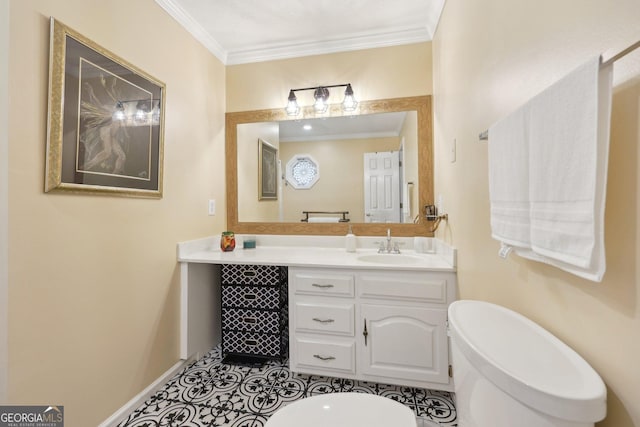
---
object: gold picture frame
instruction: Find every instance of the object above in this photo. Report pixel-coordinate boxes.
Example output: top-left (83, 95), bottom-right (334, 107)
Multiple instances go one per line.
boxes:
top-left (45, 18), bottom-right (166, 198)
top-left (258, 138), bottom-right (278, 200)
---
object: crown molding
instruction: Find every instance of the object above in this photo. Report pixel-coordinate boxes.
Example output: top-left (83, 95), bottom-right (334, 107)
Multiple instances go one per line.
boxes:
top-left (156, 0), bottom-right (433, 65)
top-left (226, 26), bottom-right (432, 65)
top-left (155, 0), bottom-right (227, 63)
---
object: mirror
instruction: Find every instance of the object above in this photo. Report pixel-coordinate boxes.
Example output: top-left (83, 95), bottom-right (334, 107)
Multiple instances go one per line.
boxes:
top-left (226, 95), bottom-right (433, 236)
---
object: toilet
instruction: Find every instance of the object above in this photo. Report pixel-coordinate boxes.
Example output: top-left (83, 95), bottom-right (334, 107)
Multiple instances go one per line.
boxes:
top-left (263, 392), bottom-right (418, 427)
top-left (448, 300), bottom-right (607, 427)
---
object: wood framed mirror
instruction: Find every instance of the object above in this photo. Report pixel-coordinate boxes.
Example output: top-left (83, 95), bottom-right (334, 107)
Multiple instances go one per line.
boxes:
top-left (226, 95), bottom-right (433, 236)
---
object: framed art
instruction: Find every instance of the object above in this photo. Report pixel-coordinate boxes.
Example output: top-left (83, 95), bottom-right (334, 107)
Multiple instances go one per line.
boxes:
top-left (258, 139), bottom-right (278, 200)
top-left (45, 18), bottom-right (166, 198)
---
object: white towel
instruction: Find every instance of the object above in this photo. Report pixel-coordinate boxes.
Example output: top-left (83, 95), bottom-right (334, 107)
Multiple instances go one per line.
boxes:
top-left (488, 55), bottom-right (613, 282)
top-left (403, 182), bottom-right (412, 220)
top-left (307, 217), bottom-right (340, 223)
top-left (489, 106), bottom-right (531, 249)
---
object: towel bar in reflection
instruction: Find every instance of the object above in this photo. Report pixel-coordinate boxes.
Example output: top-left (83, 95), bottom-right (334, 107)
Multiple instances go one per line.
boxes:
top-left (301, 211), bottom-right (350, 222)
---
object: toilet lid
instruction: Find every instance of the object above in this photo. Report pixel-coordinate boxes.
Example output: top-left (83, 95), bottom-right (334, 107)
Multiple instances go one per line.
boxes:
top-left (264, 393), bottom-right (417, 427)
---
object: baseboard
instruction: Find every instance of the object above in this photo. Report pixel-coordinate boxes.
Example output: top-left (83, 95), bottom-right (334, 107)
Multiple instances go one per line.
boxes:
top-left (98, 355), bottom-right (197, 427)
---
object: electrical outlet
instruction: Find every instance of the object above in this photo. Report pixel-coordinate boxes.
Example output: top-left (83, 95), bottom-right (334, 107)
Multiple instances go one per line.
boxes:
top-left (208, 199), bottom-right (216, 216)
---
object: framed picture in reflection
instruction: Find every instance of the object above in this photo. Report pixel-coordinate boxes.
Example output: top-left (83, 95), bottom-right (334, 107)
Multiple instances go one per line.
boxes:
top-left (258, 138), bottom-right (278, 200)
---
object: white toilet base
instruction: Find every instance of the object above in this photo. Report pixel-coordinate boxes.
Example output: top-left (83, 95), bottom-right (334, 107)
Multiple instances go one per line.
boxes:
top-left (452, 332), bottom-right (595, 427)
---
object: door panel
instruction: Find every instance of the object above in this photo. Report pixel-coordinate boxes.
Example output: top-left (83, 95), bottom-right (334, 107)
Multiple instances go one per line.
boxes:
top-left (360, 304), bottom-right (449, 384)
top-left (364, 151), bottom-right (400, 222)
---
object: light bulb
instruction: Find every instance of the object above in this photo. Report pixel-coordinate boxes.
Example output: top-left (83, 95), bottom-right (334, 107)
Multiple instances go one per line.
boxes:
top-left (285, 90), bottom-right (300, 116)
top-left (313, 87), bottom-right (329, 114)
top-left (342, 84), bottom-right (358, 112)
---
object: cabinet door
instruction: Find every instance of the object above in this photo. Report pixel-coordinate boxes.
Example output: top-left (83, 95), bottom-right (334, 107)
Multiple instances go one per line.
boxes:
top-left (360, 304), bottom-right (449, 385)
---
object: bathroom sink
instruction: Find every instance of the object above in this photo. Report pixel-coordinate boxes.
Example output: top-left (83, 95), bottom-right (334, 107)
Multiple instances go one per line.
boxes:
top-left (356, 253), bottom-right (424, 265)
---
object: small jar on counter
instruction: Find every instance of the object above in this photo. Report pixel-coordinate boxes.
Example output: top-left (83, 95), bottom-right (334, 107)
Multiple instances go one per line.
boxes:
top-left (220, 231), bottom-right (236, 252)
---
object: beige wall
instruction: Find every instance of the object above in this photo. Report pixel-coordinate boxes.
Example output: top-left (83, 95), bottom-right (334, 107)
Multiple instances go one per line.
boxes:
top-left (280, 137), bottom-right (399, 222)
top-left (226, 42), bottom-right (433, 112)
top-left (400, 111), bottom-right (419, 221)
top-left (237, 122), bottom-right (280, 222)
top-left (433, 1), bottom-right (640, 426)
top-left (0, 0), bottom-right (9, 405)
top-left (7, 1), bottom-right (226, 425)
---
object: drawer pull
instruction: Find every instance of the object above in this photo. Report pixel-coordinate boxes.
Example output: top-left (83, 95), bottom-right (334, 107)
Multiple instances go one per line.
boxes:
top-left (245, 339), bottom-right (258, 347)
top-left (312, 318), bottom-right (335, 324)
top-left (243, 317), bottom-right (257, 324)
top-left (311, 283), bottom-right (334, 289)
top-left (313, 354), bottom-right (336, 361)
top-left (242, 269), bottom-right (256, 277)
top-left (243, 293), bottom-right (257, 300)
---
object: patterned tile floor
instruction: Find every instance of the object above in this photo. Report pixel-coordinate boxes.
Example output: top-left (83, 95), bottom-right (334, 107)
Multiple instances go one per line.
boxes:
top-left (116, 346), bottom-right (457, 427)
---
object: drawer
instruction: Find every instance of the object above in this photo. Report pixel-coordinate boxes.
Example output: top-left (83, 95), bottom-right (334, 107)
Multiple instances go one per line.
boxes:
top-left (222, 264), bottom-right (284, 286)
top-left (358, 273), bottom-right (447, 304)
top-left (222, 307), bottom-right (282, 334)
top-left (222, 285), bottom-right (280, 309)
top-left (295, 338), bottom-right (355, 373)
top-left (223, 330), bottom-right (284, 357)
top-left (295, 302), bottom-right (354, 335)
top-left (293, 271), bottom-right (354, 297)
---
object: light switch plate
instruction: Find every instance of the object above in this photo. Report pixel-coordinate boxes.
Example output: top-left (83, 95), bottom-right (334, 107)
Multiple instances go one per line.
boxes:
top-left (208, 199), bottom-right (216, 216)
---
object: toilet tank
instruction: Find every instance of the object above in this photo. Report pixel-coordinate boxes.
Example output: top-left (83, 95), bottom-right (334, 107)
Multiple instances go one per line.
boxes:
top-left (448, 300), bottom-right (606, 427)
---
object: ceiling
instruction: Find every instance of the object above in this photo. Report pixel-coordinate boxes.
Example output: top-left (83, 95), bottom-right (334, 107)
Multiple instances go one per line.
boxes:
top-left (279, 112), bottom-right (409, 142)
top-left (154, 0), bottom-right (446, 65)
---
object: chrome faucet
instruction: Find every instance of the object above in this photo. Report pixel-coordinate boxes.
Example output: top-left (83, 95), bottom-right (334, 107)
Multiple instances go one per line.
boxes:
top-left (377, 229), bottom-right (401, 254)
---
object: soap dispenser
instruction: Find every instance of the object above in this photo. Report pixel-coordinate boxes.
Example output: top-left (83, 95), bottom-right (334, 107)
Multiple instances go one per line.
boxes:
top-left (345, 225), bottom-right (356, 253)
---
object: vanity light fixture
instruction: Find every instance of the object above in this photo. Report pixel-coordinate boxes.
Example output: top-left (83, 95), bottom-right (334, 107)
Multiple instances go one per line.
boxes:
top-left (285, 83), bottom-right (358, 116)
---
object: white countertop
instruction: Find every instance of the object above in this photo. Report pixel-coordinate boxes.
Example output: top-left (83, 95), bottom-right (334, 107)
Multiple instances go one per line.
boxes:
top-left (177, 235), bottom-right (456, 272)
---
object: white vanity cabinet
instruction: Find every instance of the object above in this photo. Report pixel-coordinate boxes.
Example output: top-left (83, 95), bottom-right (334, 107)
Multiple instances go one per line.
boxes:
top-left (358, 271), bottom-right (452, 387)
top-left (288, 269), bottom-right (357, 375)
top-left (288, 267), bottom-right (456, 391)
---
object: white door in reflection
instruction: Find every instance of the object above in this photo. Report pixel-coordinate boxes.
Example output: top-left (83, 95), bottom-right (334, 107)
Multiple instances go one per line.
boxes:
top-left (364, 151), bottom-right (400, 223)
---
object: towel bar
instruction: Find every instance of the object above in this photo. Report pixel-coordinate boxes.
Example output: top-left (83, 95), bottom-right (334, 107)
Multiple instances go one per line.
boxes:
top-left (602, 38), bottom-right (640, 68)
top-left (479, 38), bottom-right (640, 142)
top-left (301, 211), bottom-right (350, 222)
